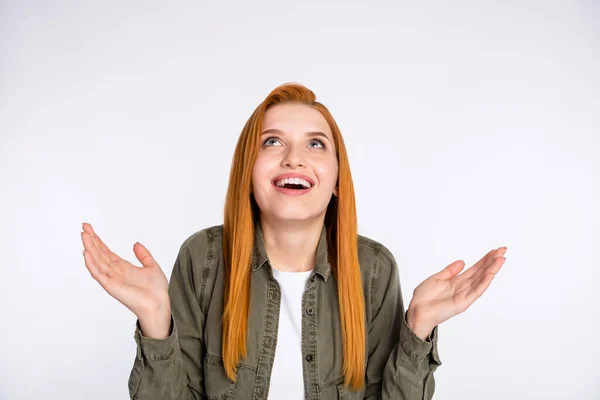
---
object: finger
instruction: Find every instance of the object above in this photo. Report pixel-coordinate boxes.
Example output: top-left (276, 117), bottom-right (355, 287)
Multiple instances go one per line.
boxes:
top-left (81, 223), bottom-right (109, 264)
top-left (434, 260), bottom-right (466, 281)
top-left (133, 242), bottom-right (159, 269)
top-left (83, 248), bottom-right (112, 286)
top-left (81, 231), bottom-right (114, 276)
top-left (83, 249), bottom-right (132, 302)
top-left (469, 254), bottom-right (506, 285)
top-left (83, 223), bottom-right (120, 263)
top-left (487, 256), bottom-right (505, 276)
top-left (459, 248), bottom-right (496, 280)
top-left (465, 271), bottom-right (496, 304)
top-left (462, 247), bottom-right (507, 280)
top-left (465, 257), bottom-right (505, 302)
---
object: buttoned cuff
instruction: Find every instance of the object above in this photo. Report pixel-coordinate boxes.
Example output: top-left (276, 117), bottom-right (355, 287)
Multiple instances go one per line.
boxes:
top-left (133, 314), bottom-right (179, 363)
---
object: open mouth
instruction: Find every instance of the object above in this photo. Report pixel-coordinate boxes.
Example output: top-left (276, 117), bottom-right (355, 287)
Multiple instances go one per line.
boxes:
top-left (272, 178), bottom-right (313, 192)
top-left (280, 183), bottom-right (308, 190)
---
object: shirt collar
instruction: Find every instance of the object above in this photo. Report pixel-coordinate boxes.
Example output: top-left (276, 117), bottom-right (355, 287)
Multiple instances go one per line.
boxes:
top-left (251, 218), bottom-right (331, 281)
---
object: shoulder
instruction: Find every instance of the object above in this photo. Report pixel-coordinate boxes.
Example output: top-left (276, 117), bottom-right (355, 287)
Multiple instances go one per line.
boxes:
top-left (172, 224), bottom-right (225, 311)
top-left (357, 233), bottom-right (399, 279)
top-left (357, 233), bottom-right (402, 313)
top-left (181, 223), bottom-right (224, 252)
top-left (177, 223), bottom-right (225, 276)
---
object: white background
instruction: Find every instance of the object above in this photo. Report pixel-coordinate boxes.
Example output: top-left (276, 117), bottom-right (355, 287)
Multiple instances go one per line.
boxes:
top-left (1, 1), bottom-right (598, 399)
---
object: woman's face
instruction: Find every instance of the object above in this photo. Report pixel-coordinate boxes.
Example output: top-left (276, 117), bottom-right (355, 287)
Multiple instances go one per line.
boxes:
top-left (252, 103), bottom-right (339, 224)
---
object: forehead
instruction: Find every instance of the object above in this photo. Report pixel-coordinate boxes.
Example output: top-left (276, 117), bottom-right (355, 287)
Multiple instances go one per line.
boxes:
top-left (262, 103), bottom-right (332, 136)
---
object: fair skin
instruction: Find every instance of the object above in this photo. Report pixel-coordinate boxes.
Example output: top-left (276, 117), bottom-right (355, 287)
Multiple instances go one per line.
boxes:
top-left (251, 102), bottom-right (339, 273)
top-left (80, 102), bottom-right (507, 341)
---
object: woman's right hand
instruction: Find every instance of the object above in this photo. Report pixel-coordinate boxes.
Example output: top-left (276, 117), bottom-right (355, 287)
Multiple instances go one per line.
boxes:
top-left (81, 222), bottom-right (171, 337)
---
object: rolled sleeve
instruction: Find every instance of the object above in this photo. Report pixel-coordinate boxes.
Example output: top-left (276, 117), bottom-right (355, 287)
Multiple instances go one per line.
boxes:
top-left (399, 317), bottom-right (441, 365)
top-left (133, 315), bottom-right (179, 363)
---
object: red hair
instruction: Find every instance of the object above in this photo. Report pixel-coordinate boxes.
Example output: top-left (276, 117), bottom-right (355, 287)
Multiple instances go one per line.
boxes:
top-left (222, 82), bottom-right (365, 390)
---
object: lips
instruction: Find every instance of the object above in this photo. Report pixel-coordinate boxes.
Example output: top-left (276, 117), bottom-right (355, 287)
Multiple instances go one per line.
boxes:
top-left (271, 173), bottom-right (314, 195)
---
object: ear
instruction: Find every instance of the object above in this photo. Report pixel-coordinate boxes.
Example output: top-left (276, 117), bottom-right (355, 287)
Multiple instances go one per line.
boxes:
top-left (333, 185), bottom-right (338, 197)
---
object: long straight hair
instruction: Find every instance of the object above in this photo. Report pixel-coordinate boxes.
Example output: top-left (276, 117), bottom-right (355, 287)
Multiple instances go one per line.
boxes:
top-left (222, 82), bottom-right (365, 390)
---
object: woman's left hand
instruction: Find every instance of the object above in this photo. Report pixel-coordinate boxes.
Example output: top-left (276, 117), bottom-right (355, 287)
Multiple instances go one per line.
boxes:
top-left (406, 246), bottom-right (508, 340)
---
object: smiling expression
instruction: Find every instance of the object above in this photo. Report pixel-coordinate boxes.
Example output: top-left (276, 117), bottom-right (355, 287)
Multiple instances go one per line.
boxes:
top-left (251, 103), bottom-right (339, 222)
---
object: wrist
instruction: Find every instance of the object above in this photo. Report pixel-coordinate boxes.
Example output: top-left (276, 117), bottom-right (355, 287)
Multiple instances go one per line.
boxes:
top-left (406, 306), bottom-right (435, 341)
top-left (138, 304), bottom-right (172, 339)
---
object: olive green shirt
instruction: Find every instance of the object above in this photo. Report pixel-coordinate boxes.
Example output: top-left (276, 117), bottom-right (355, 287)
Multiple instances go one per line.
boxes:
top-left (128, 221), bottom-right (442, 399)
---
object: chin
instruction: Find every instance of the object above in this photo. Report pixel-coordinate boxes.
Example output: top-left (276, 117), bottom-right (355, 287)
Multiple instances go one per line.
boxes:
top-left (266, 208), bottom-right (323, 223)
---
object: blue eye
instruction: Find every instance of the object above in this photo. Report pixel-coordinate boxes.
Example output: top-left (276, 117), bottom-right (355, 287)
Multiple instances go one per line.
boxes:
top-left (309, 139), bottom-right (325, 149)
top-left (263, 136), bottom-right (281, 146)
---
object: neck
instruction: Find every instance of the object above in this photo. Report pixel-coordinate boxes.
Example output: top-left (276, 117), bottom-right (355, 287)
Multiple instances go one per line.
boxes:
top-left (258, 214), bottom-right (325, 273)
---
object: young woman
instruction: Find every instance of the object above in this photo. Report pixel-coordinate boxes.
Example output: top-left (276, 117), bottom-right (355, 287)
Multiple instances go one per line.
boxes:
top-left (81, 83), bottom-right (507, 400)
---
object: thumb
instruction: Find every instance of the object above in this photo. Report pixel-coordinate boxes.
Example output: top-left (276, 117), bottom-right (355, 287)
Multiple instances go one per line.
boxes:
top-left (133, 242), bottom-right (159, 269)
top-left (435, 260), bottom-right (465, 280)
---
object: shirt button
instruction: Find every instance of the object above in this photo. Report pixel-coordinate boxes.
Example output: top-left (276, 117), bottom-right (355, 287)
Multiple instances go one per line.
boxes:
top-left (306, 307), bottom-right (314, 315)
top-left (305, 354), bottom-right (313, 362)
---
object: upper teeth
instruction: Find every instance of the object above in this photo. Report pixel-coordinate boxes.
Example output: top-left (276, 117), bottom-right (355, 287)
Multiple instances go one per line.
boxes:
top-left (275, 178), bottom-right (312, 188)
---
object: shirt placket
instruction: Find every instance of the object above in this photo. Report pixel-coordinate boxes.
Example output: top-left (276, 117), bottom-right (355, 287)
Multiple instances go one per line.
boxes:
top-left (252, 270), bottom-right (282, 400)
top-left (301, 272), bottom-right (319, 400)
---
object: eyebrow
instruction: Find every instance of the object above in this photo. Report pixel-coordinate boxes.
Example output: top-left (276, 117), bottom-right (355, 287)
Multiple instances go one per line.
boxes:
top-left (261, 128), bottom-right (331, 142)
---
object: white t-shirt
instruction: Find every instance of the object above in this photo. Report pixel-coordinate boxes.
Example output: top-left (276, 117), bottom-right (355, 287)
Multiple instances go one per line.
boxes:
top-left (267, 266), bottom-right (313, 400)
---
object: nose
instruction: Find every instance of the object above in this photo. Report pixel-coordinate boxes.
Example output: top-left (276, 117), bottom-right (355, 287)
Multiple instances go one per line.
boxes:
top-left (281, 145), bottom-right (306, 168)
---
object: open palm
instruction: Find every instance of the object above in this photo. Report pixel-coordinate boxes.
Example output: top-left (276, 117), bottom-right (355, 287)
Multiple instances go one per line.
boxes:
top-left (81, 222), bottom-right (169, 320)
top-left (408, 247), bottom-right (507, 331)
